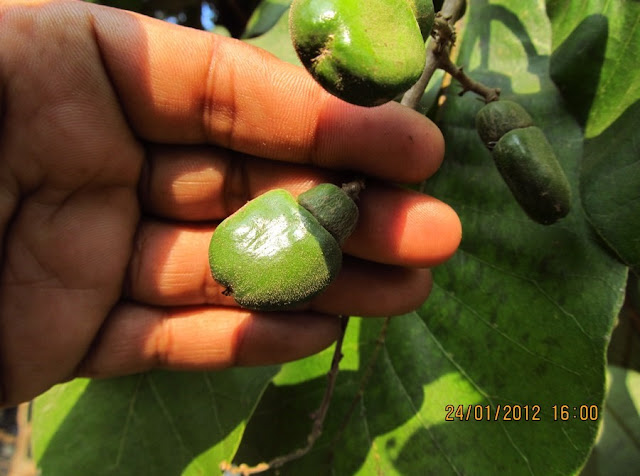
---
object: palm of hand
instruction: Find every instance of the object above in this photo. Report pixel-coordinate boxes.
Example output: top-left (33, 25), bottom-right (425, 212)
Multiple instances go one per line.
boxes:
top-left (0, 9), bottom-right (142, 401)
top-left (0, 1), bottom-right (461, 406)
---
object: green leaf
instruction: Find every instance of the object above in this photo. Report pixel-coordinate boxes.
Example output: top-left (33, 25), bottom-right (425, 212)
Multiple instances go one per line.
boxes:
top-left (232, 318), bottom-right (367, 473)
top-left (545, 0), bottom-right (640, 138)
top-left (580, 100), bottom-right (640, 274)
top-left (549, 14), bottom-right (608, 128)
top-left (409, 1), bottom-right (628, 468)
top-left (229, 1), bottom-right (628, 474)
top-left (581, 366), bottom-right (640, 475)
top-left (32, 368), bottom-right (278, 475)
top-left (242, 0), bottom-right (292, 39)
top-left (548, 0), bottom-right (640, 280)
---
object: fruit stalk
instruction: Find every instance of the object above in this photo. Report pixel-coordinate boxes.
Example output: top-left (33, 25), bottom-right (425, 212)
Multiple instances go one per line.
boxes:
top-left (341, 177), bottom-right (366, 201)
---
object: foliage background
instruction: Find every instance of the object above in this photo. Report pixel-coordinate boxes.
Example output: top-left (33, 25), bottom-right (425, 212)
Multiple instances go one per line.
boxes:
top-left (29, 1), bottom-right (640, 475)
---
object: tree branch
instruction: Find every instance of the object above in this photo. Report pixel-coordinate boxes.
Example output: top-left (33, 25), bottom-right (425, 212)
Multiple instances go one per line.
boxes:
top-left (438, 54), bottom-right (500, 102)
top-left (220, 316), bottom-right (350, 475)
top-left (401, 0), bottom-right (500, 110)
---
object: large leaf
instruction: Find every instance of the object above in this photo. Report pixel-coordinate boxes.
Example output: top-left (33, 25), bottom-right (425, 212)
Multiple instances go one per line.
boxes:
top-left (545, 0), bottom-right (640, 139)
top-left (228, 1), bottom-right (628, 474)
top-left (548, 13), bottom-right (608, 128)
top-left (580, 100), bottom-right (640, 274)
top-left (32, 368), bottom-right (278, 475)
top-left (546, 0), bottom-right (640, 274)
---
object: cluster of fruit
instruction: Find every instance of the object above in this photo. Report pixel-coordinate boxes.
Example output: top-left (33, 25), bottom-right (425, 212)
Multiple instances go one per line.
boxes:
top-left (208, 0), bottom-right (572, 311)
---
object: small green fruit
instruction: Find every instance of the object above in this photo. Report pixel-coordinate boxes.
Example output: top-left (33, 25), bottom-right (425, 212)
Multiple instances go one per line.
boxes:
top-left (289, 0), bottom-right (427, 107)
top-left (492, 126), bottom-right (572, 225)
top-left (476, 100), bottom-right (534, 150)
top-left (208, 185), bottom-right (359, 311)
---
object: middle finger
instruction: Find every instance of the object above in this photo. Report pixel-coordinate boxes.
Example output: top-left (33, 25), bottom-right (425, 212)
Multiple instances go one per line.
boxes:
top-left (138, 145), bottom-right (461, 266)
top-left (124, 220), bottom-right (433, 316)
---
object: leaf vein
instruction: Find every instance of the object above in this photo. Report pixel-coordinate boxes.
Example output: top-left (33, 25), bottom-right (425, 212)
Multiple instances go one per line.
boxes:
top-left (425, 289), bottom-right (539, 475)
top-left (433, 279), bottom-right (582, 376)
top-left (382, 341), bottom-right (463, 476)
top-left (113, 375), bottom-right (143, 470)
top-left (147, 373), bottom-right (200, 469)
top-left (203, 372), bottom-right (227, 451)
top-left (457, 248), bottom-right (594, 341)
top-left (598, 9), bottom-right (640, 103)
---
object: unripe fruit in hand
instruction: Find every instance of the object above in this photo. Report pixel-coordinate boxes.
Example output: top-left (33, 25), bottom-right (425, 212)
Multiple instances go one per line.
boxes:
top-left (289, 0), bottom-right (429, 107)
top-left (476, 100), bottom-right (534, 150)
top-left (208, 184), bottom-right (360, 311)
top-left (492, 126), bottom-right (572, 225)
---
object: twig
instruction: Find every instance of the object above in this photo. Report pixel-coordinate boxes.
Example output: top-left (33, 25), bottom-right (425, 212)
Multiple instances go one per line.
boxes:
top-left (438, 54), bottom-right (500, 102)
top-left (329, 317), bottom-right (392, 452)
top-left (401, 0), bottom-right (466, 109)
top-left (220, 316), bottom-right (350, 475)
top-left (401, 0), bottom-right (499, 110)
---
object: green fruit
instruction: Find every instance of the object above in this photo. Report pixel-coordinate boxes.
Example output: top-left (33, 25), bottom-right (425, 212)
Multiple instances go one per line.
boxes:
top-left (476, 100), bottom-right (534, 150)
top-left (492, 126), bottom-right (572, 225)
top-left (289, 0), bottom-right (427, 107)
top-left (208, 185), bottom-right (359, 311)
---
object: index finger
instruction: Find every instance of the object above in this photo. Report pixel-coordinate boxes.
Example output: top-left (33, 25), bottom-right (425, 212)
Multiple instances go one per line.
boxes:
top-left (90, 4), bottom-right (444, 183)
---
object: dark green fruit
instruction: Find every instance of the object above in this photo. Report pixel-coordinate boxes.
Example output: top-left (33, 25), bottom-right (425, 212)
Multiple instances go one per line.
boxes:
top-left (297, 183), bottom-right (358, 245)
top-left (289, 0), bottom-right (427, 107)
top-left (476, 100), bottom-right (534, 150)
top-left (492, 126), bottom-right (572, 225)
top-left (208, 185), bottom-right (359, 311)
top-left (475, 100), bottom-right (573, 225)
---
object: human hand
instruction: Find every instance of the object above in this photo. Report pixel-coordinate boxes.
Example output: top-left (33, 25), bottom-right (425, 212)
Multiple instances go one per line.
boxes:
top-left (0, 0), bottom-right (461, 406)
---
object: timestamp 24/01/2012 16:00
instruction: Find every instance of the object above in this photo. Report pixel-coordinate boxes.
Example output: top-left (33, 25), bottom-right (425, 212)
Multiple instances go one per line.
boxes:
top-left (444, 404), bottom-right (600, 422)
